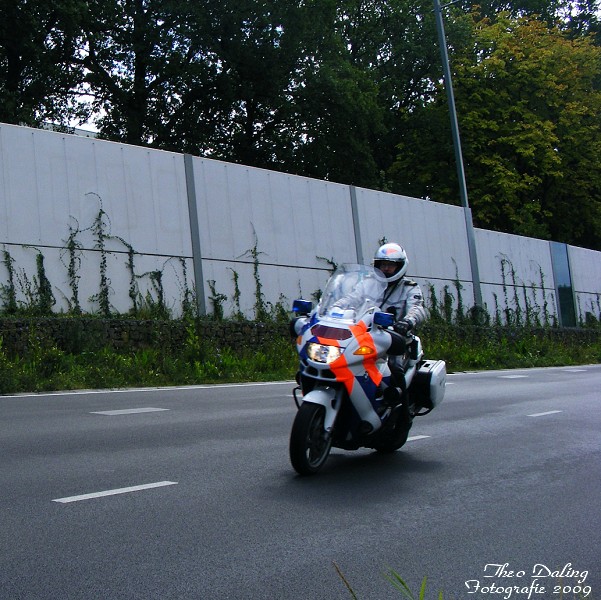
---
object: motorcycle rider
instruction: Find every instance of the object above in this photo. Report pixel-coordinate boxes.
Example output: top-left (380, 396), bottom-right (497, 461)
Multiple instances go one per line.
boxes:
top-left (371, 243), bottom-right (427, 404)
top-left (323, 242), bottom-right (426, 400)
top-left (291, 242), bottom-right (427, 404)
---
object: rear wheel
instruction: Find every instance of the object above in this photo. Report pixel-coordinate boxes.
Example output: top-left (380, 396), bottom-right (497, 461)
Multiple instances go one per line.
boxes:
top-left (373, 406), bottom-right (413, 453)
top-left (289, 403), bottom-right (332, 475)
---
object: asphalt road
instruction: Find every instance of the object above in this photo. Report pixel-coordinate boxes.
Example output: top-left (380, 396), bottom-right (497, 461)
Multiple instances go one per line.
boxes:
top-left (1, 365), bottom-right (600, 600)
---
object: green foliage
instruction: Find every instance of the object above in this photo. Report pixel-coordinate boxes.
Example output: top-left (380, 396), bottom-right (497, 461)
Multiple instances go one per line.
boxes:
top-left (384, 572), bottom-right (443, 600)
top-left (293, 57), bottom-right (386, 187)
top-left (389, 11), bottom-right (601, 249)
top-left (0, 247), bottom-right (56, 316)
top-left (422, 253), bottom-right (601, 372)
top-left (89, 201), bottom-right (112, 317)
top-left (0, 337), bottom-right (18, 393)
top-left (207, 280), bottom-right (227, 321)
top-left (460, 14), bottom-right (601, 247)
top-left (317, 256), bottom-right (339, 274)
top-left (34, 250), bottom-right (55, 315)
top-left (177, 258), bottom-right (196, 320)
top-left (229, 268), bottom-right (245, 321)
top-left (0, 311), bottom-right (599, 396)
top-left (0, 317), bottom-right (302, 395)
top-left (0, 0), bottom-right (89, 127)
top-left (334, 563), bottom-right (446, 600)
top-left (114, 235), bottom-right (138, 313)
top-left (240, 229), bottom-right (269, 322)
top-left (61, 218), bottom-right (83, 314)
top-left (1, 197), bottom-right (194, 320)
top-left (0, 248), bottom-right (18, 314)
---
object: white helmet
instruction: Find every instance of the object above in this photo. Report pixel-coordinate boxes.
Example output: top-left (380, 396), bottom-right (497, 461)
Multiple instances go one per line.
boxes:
top-left (373, 243), bottom-right (408, 283)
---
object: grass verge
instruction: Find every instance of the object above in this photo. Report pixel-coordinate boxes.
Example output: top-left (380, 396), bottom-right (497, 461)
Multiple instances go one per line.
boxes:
top-left (0, 319), bottom-right (599, 395)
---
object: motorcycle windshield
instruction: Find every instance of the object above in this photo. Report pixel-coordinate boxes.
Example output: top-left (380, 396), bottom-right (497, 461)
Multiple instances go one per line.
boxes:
top-left (317, 264), bottom-right (387, 323)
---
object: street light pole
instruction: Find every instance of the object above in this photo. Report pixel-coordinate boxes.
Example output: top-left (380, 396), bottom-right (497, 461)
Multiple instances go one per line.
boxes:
top-left (433, 0), bottom-right (483, 309)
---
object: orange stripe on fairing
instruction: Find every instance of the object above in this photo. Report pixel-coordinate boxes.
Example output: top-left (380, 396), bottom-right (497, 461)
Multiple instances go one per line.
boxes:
top-left (324, 323), bottom-right (383, 395)
top-left (330, 353), bottom-right (355, 394)
top-left (316, 337), bottom-right (341, 347)
top-left (316, 336), bottom-right (355, 394)
top-left (349, 322), bottom-right (383, 387)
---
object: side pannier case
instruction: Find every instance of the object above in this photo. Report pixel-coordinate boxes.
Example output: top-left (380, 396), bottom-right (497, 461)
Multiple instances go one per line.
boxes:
top-left (410, 359), bottom-right (446, 411)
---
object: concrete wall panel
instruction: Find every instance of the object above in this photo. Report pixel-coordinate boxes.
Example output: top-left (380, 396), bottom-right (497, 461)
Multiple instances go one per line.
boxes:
top-left (353, 188), bottom-right (472, 283)
top-left (0, 243), bottom-right (194, 315)
top-left (475, 229), bottom-right (557, 321)
top-left (192, 158), bottom-right (354, 268)
top-left (0, 123), bottom-right (191, 257)
top-left (568, 245), bottom-right (601, 320)
top-left (199, 259), bottom-right (328, 317)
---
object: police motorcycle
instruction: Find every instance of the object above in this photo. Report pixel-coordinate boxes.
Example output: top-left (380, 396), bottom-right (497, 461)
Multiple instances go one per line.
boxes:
top-left (288, 264), bottom-right (446, 475)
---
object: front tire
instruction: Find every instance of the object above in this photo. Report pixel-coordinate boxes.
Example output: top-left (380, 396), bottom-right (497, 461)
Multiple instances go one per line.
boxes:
top-left (289, 403), bottom-right (332, 475)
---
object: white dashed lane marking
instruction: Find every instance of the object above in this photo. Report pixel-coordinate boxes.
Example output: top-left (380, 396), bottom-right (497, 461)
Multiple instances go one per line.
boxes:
top-left (53, 481), bottom-right (178, 503)
top-left (527, 410), bottom-right (563, 418)
top-left (90, 407), bottom-right (169, 415)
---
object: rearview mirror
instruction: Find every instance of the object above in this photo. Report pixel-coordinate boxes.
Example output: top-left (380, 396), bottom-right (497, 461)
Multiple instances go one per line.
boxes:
top-left (292, 299), bottom-right (313, 315)
top-left (373, 311), bottom-right (394, 328)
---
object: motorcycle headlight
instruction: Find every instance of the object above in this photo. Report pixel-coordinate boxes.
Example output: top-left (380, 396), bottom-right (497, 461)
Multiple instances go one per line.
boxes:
top-left (306, 342), bottom-right (343, 363)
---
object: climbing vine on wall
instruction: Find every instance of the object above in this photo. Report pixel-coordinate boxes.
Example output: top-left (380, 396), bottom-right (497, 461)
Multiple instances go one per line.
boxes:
top-left (0, 194), bottom-right (194, 318)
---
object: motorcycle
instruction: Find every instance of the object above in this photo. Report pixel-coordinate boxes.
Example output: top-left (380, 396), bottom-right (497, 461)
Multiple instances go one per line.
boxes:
top-left (288, 264), bottom-right (446, 475)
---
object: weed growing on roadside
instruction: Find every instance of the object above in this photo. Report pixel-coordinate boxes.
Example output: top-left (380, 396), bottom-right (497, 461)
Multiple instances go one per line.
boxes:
top-left (61, 219), bottom-right (83, 314)
top-left (0, 248), bottom-right (18, 313)
top-left (334, 563), bottom-right (444, 600)
top-left (207, 280), bottom-right (227, 321)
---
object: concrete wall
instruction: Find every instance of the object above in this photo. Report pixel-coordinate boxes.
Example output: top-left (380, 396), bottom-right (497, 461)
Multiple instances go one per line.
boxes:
top-left (475, 229), bottom-right (557, 323)
top-left (189, 157), bottom-right (354, 317)
top-left (1, 122), bottom-right (600, 324)
top-left (0, 124), bottom-right (193, 315)
top-left (353, 187), bottom-right (476, 310)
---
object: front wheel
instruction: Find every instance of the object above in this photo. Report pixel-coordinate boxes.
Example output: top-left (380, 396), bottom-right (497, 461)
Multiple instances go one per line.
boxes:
top-left (289, 403), bottom-right (332, 475)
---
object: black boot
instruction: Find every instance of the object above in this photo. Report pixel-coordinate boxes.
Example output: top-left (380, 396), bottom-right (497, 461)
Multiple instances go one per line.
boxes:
top-left (383, 385), bottom-right (402, 407)
top-left (388, 359), bottom-right (407, 399)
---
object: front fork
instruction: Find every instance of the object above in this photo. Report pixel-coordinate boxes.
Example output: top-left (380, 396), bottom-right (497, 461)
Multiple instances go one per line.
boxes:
top-left (293, 386), bottom-right (342, 437)
top-left (294, 383), bottom-right (384, 434)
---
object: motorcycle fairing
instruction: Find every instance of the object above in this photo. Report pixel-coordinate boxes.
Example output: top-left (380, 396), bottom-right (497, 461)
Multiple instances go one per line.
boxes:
top-left (299, 387), bottom-right (340, 433)
top-left (298, 317), bottom-right (393, 433)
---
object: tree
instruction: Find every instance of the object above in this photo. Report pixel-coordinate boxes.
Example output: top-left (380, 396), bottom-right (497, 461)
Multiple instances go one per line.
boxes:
top-left (175, 0), bottom-right (321, 170)
top-left (77, 0), bottom-right (205, 145)
top-left (0, 0), bottom-right (87, 126)
top-left (4, 0), bottom-right (599, 248)
top-left (454, 0), bottom-right (600, 37)
top-left (289, 0), bottom-right (447, 187)
top-left (76, 0), bottom-right (319, 168)
top-left (389, 12), bottom-right (601, 249)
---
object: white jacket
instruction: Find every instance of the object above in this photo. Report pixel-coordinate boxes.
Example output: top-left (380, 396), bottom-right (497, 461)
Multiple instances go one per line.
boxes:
top-left (380, 278), bottom-right (427, 328)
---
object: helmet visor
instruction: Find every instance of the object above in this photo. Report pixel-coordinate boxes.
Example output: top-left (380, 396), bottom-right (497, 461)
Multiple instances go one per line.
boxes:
top-left (374, 259), bottom-right (404, 275)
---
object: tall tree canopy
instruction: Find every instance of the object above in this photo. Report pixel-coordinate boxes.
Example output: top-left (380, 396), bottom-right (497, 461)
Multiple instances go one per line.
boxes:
top-left (0, 0), bottom-right (87, 126)
top-left (389, 12), bottom-right (601, 248)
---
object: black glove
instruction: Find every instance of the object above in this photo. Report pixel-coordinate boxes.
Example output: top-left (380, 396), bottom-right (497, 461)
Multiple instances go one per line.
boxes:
top-left (394, 318), bottom-right (413, 336)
